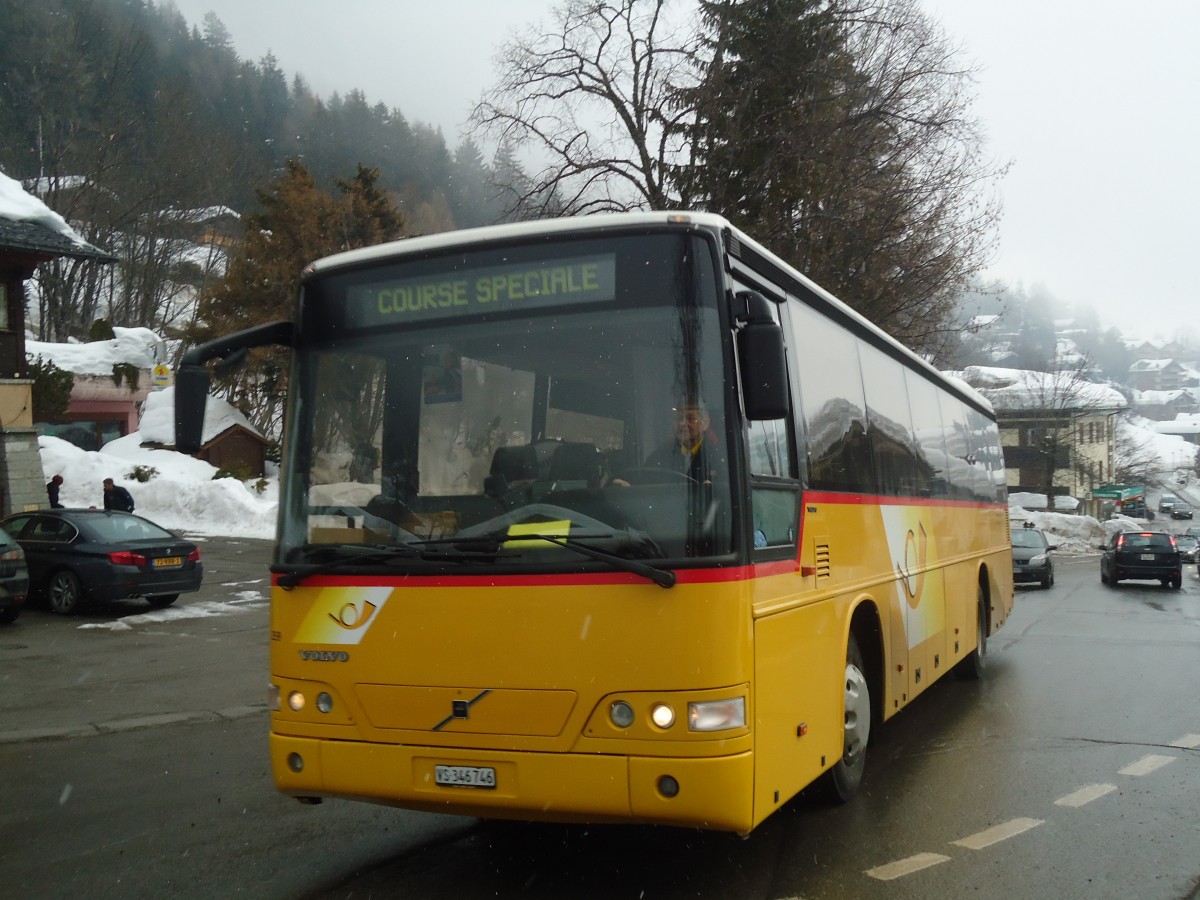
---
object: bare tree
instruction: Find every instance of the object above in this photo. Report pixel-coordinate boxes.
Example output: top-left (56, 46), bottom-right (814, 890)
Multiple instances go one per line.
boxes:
top-left (1114, 413), bottom-right (1166, 486)
top-left (473, 0), bottom-right (1007, 356)
top-left (470, 0), bottom-right (701, 216)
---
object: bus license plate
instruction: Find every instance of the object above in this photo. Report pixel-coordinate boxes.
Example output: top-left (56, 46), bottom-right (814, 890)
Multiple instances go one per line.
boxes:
top-left (435, 765), bottom-right (496, 789)
top-left (154, 556), bottom-right (182, 567)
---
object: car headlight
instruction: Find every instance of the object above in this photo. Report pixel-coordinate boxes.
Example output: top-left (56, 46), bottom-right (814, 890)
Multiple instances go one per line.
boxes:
top-left (1029, 554), bottom-right (1047, 565)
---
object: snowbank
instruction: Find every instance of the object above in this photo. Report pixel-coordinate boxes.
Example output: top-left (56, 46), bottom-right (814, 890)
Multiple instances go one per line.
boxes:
top-left (38, 435), bottom-right (276, 539)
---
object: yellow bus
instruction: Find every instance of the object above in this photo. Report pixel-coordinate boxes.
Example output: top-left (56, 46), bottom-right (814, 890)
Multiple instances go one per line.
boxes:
top-left (176, 211), bottom-right (1013, 835)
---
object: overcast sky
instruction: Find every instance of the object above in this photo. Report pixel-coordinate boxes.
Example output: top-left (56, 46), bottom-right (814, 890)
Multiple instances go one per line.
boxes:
top-left (164, 0), bottom-right (1200, 341)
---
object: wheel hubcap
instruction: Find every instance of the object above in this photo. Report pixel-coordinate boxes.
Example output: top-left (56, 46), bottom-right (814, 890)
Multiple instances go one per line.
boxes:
top-left (843, 663), bottom-right (870, 762)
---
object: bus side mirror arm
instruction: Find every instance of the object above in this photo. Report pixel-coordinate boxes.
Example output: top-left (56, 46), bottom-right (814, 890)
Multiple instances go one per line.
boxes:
top-left (733, 291), bottom-right (788, 420)
top-left (175, 320), bottom-right (294, 455)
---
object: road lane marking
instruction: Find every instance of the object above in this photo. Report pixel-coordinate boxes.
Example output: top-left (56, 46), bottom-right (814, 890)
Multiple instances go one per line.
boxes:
top-left (865, 852), bottom-right (951, 881)
top-left (1055, 783), bottom-right (1117, 807)
top-left (1170, 734), bottom-right (1200, 749)
top-left (951, 817), bottom-right (1043, 850)
top-left (1119, 754), bottom-right (1175, 776)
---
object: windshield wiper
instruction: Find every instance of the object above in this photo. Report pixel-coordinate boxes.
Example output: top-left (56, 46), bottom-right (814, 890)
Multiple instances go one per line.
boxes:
top-left (272, 543), bottom-right (509, 588)
top-left (422, 532), bottom-right (675, 589)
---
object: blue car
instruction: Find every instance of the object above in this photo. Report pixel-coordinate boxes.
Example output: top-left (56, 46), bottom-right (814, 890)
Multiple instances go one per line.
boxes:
top-left (0, 509), bottom-right (202, 615)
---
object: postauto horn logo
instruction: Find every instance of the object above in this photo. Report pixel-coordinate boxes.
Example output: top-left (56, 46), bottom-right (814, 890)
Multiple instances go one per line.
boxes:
top-left (294, 587), bottom-right (392, 645)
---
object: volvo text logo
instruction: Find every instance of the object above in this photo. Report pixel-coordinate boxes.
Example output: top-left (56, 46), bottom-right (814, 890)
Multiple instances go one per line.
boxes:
top-left (299, 650), bottom-right (350, 662)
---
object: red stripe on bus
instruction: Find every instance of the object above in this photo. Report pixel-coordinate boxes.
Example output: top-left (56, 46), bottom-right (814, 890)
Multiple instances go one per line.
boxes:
top-left (275, 560), bottom-right (800, 590)
top-left (802, 490), bottom-right (1006, 509)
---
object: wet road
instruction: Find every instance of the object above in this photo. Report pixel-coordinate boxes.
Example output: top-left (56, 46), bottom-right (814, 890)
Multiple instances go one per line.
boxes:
top-left (1, 543), bottom-right (1197, 899)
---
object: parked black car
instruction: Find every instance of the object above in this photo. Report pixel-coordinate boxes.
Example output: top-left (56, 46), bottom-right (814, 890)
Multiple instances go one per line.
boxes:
top-left (1011, 523), bottom-right (1056, 588)
top-left (0, 523), bottom-right (29, 624)
top-left (1171, 503), bottom-right (1194, 519)
top-left (0, 509), bottom-right (203, 615)
top-left (1099, 530), bottom-right (1181, 588)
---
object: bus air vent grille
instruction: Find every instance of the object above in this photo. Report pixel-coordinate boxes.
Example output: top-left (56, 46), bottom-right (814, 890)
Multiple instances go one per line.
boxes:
top-left (814, 544), bottom-right (831, 579)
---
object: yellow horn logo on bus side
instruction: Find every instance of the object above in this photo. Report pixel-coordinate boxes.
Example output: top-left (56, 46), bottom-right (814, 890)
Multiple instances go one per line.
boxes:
top-left (896, 522), bottom-right (928, 607)
top-left (330, 600), bottom-right (378, 630)
top-left (294, 586), bottom-right (393, 645)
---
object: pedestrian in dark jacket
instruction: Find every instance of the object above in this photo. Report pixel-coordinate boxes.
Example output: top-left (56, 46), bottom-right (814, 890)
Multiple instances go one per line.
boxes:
top-left (47, 474), bottom-right (64, 508)
top-left (102, 477), bottom-right (135, 512)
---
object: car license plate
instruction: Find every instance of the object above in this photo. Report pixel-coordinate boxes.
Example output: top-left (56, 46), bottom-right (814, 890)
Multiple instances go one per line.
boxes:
top-left (1140, 553), bottom-right (1155, 561)
top-left (434, 765), bottom-right (496, 789)
top-left (154, 556), bottom-right (183, 568)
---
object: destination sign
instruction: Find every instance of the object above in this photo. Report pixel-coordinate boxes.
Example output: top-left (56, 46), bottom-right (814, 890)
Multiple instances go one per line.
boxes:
top-left (345, 254), bottom-right (617, 327)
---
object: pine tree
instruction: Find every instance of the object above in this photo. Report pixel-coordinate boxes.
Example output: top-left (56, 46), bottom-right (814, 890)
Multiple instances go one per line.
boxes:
top-left (186, 159), bottom-right (405, 438)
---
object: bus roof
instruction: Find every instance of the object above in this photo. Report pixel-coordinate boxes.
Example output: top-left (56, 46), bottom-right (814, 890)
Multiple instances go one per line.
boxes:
top-left (304, 211), bottom-right (991, 415)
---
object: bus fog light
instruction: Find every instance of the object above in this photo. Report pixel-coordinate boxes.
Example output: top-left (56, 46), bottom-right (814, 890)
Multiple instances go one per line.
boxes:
top-left (688, 697), bottom-right (745, 732)
top-left (316, 692), bottom-right (334, 714)
top-left (268, 684), bottom-right (280, 711)
top-left (657, 775), bottom-right (680, 798)
top-left (610, 700), bottom-right (635, 728)
top-left (288, 691), bottom-right (306, 712)
top-left (650, 703), bottom-right (675, 728)
top-left (287, 752), bottom-right (304, 772)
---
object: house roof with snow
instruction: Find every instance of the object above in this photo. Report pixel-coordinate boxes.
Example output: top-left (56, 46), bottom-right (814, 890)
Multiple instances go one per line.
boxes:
top-left (1136, 389), bottom-right (1193, 405)
top-left (0, 169), bottom-right (114, 262)
top-left (1155, 415), bottom-right (1200, 435)
top-left (1129, 358), bottom-right (1181, 373)
top-left (139, 386), bottom-right (264, 445)
top-left (955, 366), bottom-right (1127, 413)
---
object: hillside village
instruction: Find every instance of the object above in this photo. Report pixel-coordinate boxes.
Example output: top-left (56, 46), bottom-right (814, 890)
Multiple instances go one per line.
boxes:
top-left (3, 168), bottom-right (1198, 530)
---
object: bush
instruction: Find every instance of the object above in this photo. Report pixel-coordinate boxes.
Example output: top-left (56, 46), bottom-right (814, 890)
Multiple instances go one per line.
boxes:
top-left (127, 465), bottom-right (159, 483)
top-left (213, 461), bottom-right (254, 481)
top-left (28, 356), bottom-right (74, 420)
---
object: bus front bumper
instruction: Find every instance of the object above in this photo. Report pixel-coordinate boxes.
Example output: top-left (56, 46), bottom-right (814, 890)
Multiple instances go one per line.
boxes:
top-left (270, 733), bottom-right (755, 833)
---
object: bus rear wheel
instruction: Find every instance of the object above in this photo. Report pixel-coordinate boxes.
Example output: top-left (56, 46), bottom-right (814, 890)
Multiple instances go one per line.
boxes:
top-left (824, 633), bottom-right (870, 802)
top-left (954, 585), bottom-right (988, 681)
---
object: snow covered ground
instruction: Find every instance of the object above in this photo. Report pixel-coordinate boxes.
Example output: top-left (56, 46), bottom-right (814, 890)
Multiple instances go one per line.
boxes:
top-left (38, 433), bottom-right (277, 540)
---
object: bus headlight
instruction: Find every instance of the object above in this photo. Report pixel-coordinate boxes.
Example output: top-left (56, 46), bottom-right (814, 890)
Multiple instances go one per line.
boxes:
top-left (288, 691), bottom-right (306, 712)
top-left (316, 692), bottom-right (334, 714)
top-left (268, 683), bottom-right (281, 711)
top-left (688, 697), bottom-right (745, 732)
top-left (650, 703), bottom-right (676, 729)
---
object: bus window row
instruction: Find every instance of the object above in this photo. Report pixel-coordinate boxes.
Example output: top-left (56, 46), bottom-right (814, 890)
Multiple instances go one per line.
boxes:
top-left (787, 299), bottom-right (1005, 503)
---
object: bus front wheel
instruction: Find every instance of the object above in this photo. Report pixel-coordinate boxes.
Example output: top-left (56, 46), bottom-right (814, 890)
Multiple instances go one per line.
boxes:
top-left (824, 633), bottom-right (870, 802)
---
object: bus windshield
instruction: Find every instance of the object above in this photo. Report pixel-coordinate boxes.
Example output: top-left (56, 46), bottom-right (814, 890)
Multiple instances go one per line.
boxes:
top-left (278, 232), bottom-right (733, 571)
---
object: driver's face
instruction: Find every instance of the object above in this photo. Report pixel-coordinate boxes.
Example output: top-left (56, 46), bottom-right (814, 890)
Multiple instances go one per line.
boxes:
top-left (674, 405), bottom-right (708, 444)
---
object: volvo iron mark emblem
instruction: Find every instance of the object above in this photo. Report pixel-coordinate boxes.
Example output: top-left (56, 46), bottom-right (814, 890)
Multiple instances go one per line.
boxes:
top-left (433, 689), bottom-right (492, 731)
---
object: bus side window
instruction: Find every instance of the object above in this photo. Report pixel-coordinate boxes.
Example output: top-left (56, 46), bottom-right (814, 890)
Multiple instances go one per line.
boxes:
top-left (748, 418), bottom-right (798, 550)
top-left (789, 302), bottom-right (874, 493)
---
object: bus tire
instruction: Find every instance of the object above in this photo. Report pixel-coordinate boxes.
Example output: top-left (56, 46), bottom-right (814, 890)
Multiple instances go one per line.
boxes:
top-left (823, 633), bottom-right (870, 802)
top-left (954, 585), bottom-right (987, 681)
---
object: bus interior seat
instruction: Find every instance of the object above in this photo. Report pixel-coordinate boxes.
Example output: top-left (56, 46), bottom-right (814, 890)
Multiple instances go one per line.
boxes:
top-left (485, 444), bottom-right (538, 498)
top-left (365, 494), bottom-right (416, 529)
top-left (548, 442), bottom-right (603, 488)
top-left (531, 439), bottom-right (564, 480)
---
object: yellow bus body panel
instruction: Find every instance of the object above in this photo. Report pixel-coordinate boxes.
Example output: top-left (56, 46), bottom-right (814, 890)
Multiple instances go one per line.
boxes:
top-left (269, 497), bottom-right (1012, 833)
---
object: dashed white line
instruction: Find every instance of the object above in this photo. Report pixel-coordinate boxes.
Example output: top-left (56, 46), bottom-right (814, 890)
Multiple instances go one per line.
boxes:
top-left (1118, 754), bottom-right (1175, 777)
top-left (1055, 783), bottom-right (1117, 807)
top-left (865, 852), bottom-right (951, 881)
top-left (951, 817), bottom-right (1043, 850)
top-left (862, 733), bottom-right (1193, 883)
